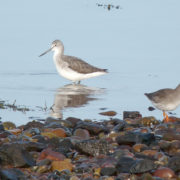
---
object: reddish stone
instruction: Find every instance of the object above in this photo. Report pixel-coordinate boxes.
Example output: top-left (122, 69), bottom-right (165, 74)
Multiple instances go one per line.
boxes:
top-left (41, 128), bottom-right (66, 137)
top-left (51, 128), bottom-right (66, 137)
top-left (153, 167), bottom-right (175, 179)
top-left (42, 128), bottom-right (66, 138)
top-left (133, 144), bottom-right (147, 153)
top-left (41, 132), bottom-right (58, 138)
top-left (38, 148), bottom-right (66, 161)
top-left (51, 159), bottom-right (73, 172)
top-left (139, 128), bottom-right (151, 133)
top-left (141, 150), bottom-right (157, 157)
top-left (99, 111), bottom-right (117, 117)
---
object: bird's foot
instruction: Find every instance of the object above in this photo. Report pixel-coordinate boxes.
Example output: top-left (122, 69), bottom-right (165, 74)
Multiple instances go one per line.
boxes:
top-left (163, 111), bottom-right (170, 123)
top-left (72, 81), bottom-right (81, 85)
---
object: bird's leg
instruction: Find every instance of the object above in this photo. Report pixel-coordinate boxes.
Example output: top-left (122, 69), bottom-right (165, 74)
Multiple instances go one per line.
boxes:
top-left (163, 111), bottom-right (166, 118)
top-left (72, 81), bottom-right (80, 85)
top-left (163, 111), bottom-right (169, 123)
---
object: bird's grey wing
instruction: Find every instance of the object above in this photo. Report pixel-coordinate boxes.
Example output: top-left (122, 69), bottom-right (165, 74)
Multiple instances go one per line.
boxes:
top-left (62, 55), bottom-right (107, 74)
top-left (145, 89), bottom-right (173, 103)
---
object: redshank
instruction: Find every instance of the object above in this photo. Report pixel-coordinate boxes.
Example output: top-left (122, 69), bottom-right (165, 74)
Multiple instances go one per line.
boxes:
top-left (145, 84), bottom-right (180, 122)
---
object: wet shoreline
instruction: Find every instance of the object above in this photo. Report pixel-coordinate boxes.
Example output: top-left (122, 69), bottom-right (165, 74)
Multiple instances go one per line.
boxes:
top-left (0, 111), bottom-right (180, 179)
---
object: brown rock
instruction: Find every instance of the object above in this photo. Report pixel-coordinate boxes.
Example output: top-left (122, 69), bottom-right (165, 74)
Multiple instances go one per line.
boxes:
top-left (74, 128), bottom-right (90, 140)
top-left (163, 132), bottom-right (180, 141)
top-left (133, 144), bottom-right (147, 152)
top-left (51, 159), bottom-right (73, 172)
top-left (99, 111), bottom-right (117, 117)
top-left (139, 127), bottom-right (151, 133)
top-left (51, 128), bottom-right (66, 137)
top-left (41, 132), bottom-right (58, 139)
top-left (41, 128), bottom-right (66, 139)
top-left (38, 148), bottom-right (66, 161)
top-left (66, 117), bottom-right (82, 127)
top-left (141, 150), bottom-right (158, 157)
top-left (153, 167), bottom-right (175, 179)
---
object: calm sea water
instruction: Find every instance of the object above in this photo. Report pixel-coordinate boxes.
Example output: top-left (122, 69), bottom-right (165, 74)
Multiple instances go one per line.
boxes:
top-left (0, 0), bottom-right (180, 125)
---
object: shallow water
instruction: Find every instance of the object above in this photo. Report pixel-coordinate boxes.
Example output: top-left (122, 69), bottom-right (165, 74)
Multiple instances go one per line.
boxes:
top-left (0, 0), bottom-right (180, 125)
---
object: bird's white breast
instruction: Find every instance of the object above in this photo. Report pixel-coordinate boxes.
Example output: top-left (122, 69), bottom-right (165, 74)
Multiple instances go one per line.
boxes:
top-left (56, 65), bottom-right (106, 82)
top-left (152, 101), bottom-right (180, 111)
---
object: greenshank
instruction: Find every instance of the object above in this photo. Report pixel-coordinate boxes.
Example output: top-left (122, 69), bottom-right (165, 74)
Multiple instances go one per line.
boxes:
top-left (39, 40), bottom-right (108, 84)
top-left (145, 84), bottom-right (180, 122)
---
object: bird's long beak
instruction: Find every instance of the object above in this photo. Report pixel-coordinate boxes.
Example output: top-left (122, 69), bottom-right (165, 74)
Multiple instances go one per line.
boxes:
top-left (39, 47), bottom-right (53, 57)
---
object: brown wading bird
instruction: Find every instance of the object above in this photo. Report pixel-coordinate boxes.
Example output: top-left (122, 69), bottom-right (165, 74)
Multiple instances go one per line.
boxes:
top-left (144, 84), bottom-right (180, 122)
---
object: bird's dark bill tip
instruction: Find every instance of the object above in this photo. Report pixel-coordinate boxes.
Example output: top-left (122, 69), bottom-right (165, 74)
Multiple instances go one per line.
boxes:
top-left (39, 52), bottom-right (46, 57)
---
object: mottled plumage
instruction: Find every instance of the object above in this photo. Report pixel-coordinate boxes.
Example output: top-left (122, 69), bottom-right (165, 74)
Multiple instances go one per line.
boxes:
top-left (62, 55), bottom-right (107, 74)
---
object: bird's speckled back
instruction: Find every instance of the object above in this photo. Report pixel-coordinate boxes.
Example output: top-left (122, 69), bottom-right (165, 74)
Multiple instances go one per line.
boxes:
top-left (62, 55), bottom-right (107, 74)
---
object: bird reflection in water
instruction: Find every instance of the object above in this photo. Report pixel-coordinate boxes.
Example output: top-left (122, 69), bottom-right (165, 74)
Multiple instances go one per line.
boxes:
top-left (50, 84), bottom-right (105, 119)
